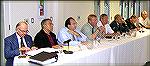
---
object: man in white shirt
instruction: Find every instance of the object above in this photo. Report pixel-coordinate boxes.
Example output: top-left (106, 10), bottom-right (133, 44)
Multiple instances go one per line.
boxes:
top-left (57, 17), bottom-right (87, 46)
top-left (138, 11), bottom-right (150, 28)
top-left (97, 21), bottom-right (114, 34)
top-left (98, 14), bottom-right (114, 36)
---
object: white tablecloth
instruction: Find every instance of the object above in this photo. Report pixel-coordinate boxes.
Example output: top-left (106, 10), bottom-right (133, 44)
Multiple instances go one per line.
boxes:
top-left (13, 29), bottom-right (150, 66)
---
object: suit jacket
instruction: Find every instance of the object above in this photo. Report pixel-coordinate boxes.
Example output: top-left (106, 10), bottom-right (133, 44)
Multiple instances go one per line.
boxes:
top-left (125, 19), bottom-right (137, 30)
top-left (4, 33), bottom-right (33, 66)
top-left (110, 21), bottom-right (129, 33)
top-left (34, 29), bottom-right (58, 48)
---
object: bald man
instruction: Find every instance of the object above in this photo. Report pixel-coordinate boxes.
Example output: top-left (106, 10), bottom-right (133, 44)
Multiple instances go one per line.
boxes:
top-left (4, 21), bottom-right (33, 66)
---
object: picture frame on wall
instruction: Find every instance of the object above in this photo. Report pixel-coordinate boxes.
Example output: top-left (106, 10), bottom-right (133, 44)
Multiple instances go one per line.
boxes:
top-left (40, 0), bottom-right (44, 16)
top-left (38, 0), bottom-right (46, 20)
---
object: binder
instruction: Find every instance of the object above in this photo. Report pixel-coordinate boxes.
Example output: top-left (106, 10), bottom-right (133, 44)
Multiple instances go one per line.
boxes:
top-left (28, 51), bottom-right (58, 65)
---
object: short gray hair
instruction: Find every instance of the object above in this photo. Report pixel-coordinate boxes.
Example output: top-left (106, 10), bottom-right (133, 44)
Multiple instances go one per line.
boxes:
top-left (41, 19), bottom-right (52, 29)
top-left (16, 20), bottom-right (28, 29)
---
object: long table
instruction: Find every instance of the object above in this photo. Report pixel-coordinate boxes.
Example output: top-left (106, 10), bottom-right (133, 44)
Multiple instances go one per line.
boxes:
top-left (13, 29), bottom-right (150, 66)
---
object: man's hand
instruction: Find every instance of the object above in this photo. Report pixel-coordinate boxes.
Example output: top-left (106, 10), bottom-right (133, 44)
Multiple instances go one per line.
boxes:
top-left (91, 33), bottom-right (97, 39)
top-left (19, 47), bottom-right (31, 55)
top-left (90, 27), bottom-right (100, 39)
top-left (136, 27), bottom-right (140, 31)
top-left (145, 26), bottom-right (150, 29)
top-left (31, 46), bottom-right (38, 51)
top-left (81, 41), bottom-right (93, 49)
top-left (52, 45), bottom-right (62, 49)
top-left (68, 30), bottom-right (81, 37)
top-left (99, 26), bottom-right (106, 33)
top-left (19, 47), bottom-right (30, 51)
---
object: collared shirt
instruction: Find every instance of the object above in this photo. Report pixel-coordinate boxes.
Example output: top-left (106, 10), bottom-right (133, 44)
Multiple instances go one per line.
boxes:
top-left (47, 34), bottom-right (55, 46)
top-left (57, 27), bottom-right (87, 46)
top-left (16, 33), bottom-right (27, 48)
top-left (81, 23), bottom-right (97, 40)
top-left (138, 17), bottom-right (150, 26)
top-left (16, 33), bottom-right (28, 55)
top-left (97, 21), bottom-right (114, 34)
top-left (104, 24), bottom-right (114, 34)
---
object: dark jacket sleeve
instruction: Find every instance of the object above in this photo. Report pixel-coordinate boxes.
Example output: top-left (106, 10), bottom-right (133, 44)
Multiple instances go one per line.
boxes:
top-left (34, 32), bottom-right (53, 48)
top-left (110, 21), bottom-right (118, 33)
top-left (125, 19), bottom-right (131, 29)
top-left (122, 23), bottom-right (129, 32)
top-left (34, 33), bottom-right (46, 48)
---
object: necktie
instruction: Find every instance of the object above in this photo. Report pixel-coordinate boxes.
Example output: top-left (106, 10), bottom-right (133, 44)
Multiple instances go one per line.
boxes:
top-left (47, 35), bottom-right (55, 46)
top-left (20, 37), bottom-right (25, 47)
top-left (92, 27), bottom-right (94, 34)
top-left (71, 34), bottom-right (75, 41)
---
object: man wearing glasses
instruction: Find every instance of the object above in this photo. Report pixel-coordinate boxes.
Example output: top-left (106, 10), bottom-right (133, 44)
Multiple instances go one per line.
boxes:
top-left (4, 21), bottom-right (34, 66)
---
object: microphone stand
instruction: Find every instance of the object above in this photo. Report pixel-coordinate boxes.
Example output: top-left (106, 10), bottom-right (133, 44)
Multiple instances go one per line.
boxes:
top-left (139, 23), bottom-right (145, 33)
top-left (63, 39), bottom-right (73, 54)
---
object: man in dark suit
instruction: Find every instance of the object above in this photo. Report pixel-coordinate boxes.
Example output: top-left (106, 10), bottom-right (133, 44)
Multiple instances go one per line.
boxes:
top-left (125, 15), bottom-right (139, 30)
top-left (34, 19), bottom-right (60, 49)
top-left (110, 14), bottom-right (129, 34)
top-left (4, 21), bottom-right (33, 66)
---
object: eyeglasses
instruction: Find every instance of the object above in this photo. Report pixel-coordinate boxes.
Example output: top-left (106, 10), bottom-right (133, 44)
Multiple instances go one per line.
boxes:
top-left (18, 29), bottom-right (29, 33)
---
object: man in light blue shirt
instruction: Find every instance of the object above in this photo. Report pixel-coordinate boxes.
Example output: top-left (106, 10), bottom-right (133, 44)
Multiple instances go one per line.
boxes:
top-left (57, 17), bottom-right (87, 46)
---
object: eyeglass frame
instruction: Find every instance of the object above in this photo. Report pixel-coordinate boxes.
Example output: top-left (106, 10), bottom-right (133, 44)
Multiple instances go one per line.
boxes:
top-left (18, 28), bottom-right (29, 33)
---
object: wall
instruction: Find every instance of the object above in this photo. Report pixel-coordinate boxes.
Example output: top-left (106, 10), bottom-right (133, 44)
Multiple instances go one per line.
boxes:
top-left (46, 1), bottom-right (94, 34)
top-left (3, 1), bottom-right (94, 39)
top-left (56, 1), bottom-right (94, 34)
top-left (4, 1), bottom-right (40, 39)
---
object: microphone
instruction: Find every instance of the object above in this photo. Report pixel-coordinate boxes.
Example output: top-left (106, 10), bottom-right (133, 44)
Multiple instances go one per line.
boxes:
top-left (139, 23), bottom-right (145, 28)
top-left (63, 39), bottom-right (73, 54)
top-left (63, 39), bottom-right (71, 44)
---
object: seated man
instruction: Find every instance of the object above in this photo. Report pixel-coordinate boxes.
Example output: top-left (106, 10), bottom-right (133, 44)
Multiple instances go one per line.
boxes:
top-left (57, 17), bottom-right (87, 46)
top-left (138, 10), bottom-right (150, 29)
top-left (125, 15), bottom-right (139, 30)
top-left (4, 21), bottom-right (34, 66)
top-left (81, 14), bottom-right (103, 41)
top-left (34, 19), bottom-right (60, 49)
top-left (98, 14), bottom-right (115, 38)
top-left (110, 14), bottom-right (129, 34)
